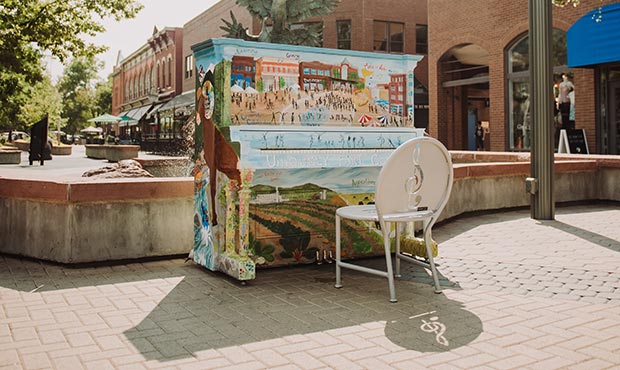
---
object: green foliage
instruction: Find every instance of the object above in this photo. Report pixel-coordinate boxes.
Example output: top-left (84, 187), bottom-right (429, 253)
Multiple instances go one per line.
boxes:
top-left (17, 75), bottom-right (64, 131)
top-left (57, 56), bottom-right (103, 134)
top-left (248, 233), bottom-right (275, 263)
top-left (0, 0), bottom-right (142, 130)
top-left (94, 79), bottom-right (113, 116)
top-left (214, 61), bottom-right (232, 126)
top-left (249, 213), bottom-right (316, 261)
top-left (223, 0), bottom-right (339, 46)
top-left (220, 11), bottom-right (254, 41)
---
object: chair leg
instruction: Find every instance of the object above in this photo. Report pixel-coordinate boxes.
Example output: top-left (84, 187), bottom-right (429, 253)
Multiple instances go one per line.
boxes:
top-left (424, 223), bottom-right (442, 294)
top-left (335, 214), bottom-right (342, 288)
top-left (394, 223), bottom-right (401, 278)
top-left (383, 222), bottom-right (397, 303)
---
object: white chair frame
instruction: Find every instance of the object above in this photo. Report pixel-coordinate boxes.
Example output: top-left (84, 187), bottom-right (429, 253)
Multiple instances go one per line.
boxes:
top-left (335, 136), bottom-right (454, 302)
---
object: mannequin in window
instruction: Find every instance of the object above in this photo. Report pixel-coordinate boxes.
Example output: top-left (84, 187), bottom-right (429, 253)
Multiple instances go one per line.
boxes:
top-left (568, 88), bottom-right (575, 130)
top-left (558, 73), bottom-right (574, 129)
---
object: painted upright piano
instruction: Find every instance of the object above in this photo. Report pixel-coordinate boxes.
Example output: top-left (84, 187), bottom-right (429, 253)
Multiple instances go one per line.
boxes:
top-left (191, 38), bottom-right (424, 281)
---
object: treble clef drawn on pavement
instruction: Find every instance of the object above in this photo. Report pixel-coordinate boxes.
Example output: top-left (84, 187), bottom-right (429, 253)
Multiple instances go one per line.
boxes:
top-left (411, 311), bottom-right (449, 347)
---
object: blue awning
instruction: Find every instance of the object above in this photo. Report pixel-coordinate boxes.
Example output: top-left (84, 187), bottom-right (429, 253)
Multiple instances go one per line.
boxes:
top-left (568, 4), bottom-right (620, 68)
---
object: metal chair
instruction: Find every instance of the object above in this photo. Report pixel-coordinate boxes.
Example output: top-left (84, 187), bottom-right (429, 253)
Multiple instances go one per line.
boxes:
top-left (335, 136), bottom-right (454, 302)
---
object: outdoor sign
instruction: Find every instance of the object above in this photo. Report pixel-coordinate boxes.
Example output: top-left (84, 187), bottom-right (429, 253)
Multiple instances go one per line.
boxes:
top-left (558, 128), bottom-right (589, 154)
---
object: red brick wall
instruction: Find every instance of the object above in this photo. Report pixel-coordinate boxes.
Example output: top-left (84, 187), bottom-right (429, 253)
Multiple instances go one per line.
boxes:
top-left (306, 0), bottom-right (429, 94)
top-left (182, 1), bottom-right (254, 93)
top-left (428, 0), bottom-right (615, 152)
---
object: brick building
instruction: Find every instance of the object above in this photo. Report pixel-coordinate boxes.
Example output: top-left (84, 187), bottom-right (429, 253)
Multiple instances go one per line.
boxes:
top-left (231, 56), bottom-right (256, 88)
top-left (428, 0), bottom-right (618, 153)
top-left (111, 0), bottom-right (429, 150)
top-left (111, 27), bottom-right (183, 143)
top-left (303, 0), bottom-right (429, 126)
top-left (181, 1), bottom-right (255, 94)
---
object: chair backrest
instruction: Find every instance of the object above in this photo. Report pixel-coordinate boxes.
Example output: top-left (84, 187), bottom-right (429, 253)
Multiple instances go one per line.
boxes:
top-left (374, 136), bottom-right (453, 221)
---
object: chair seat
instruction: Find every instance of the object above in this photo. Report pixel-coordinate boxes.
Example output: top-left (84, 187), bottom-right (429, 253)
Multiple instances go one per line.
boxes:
top-left (336, 205), bottom-right (433, 222)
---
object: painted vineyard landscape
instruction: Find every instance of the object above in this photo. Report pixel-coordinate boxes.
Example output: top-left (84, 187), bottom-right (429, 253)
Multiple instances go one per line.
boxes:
top-left (247, 181), bottom-right (384, 267)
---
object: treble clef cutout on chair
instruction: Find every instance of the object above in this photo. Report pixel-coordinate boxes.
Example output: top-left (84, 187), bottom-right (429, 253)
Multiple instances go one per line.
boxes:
top-left (405, 143), bottom-right (424, 210)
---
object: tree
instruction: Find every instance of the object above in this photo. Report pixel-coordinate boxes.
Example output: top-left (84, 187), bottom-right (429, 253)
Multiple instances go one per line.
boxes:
top-left (57, 56), bottom-right (102, 134)
top-left (221, 0), bottom-right (339, 46)
top-left (18, 75), bottom-right (64, 132)
top-left (0, 0), bottom-right (142, 129)
top-left (94, 79), bottom-right (113, 117)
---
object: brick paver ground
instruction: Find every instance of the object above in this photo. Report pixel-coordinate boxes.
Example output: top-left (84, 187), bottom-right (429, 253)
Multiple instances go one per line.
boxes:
top-left (1, 203), bottom-right (619, 369)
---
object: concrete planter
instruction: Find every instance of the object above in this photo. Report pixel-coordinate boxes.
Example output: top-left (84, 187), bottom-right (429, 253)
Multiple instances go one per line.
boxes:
top-left (85, 144), bottom-right (139, 162)
top-left (84, 145), bottom-right (107, 159)
top-left (0, 149), bottom-right (21, 164)
top-left (51, 145), bottom-right (72, 156)
top-left (12, 140), bottom-right (30, 151)
top-left (107, 145), bottom-right (140, 162)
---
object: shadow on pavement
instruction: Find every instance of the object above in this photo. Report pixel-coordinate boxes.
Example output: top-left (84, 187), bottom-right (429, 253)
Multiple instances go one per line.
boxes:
top-left (546, 220), bottom-right (620, 253)
top-left (123, 261), bottom-right (480, 362)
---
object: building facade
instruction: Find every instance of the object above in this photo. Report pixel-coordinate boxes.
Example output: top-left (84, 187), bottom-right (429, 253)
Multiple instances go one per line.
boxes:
top-left (111, 0), bottom-right (429, 150)
top-left (428, 0), bottom-right (618, 153)
top-left (303, 0), bottom-right (429, 127)
top-left (111, 27), bottom-right (183, 145)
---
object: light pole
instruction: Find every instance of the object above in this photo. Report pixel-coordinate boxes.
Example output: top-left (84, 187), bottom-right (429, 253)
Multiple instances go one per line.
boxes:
top-left (527, 0), bottom-right (555, 220)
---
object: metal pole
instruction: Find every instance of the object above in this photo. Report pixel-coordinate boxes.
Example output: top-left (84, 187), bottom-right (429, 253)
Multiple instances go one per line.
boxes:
top-left (528, 0), bottom-right (555, 220)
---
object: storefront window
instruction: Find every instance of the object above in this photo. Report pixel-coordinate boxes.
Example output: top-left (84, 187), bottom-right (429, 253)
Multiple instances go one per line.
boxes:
top-left (507, 29), bottom-right (569, 150)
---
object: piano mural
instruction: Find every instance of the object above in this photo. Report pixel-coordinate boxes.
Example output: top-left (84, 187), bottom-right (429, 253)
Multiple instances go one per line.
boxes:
top-left (191, 38), bottom-right (424, 281)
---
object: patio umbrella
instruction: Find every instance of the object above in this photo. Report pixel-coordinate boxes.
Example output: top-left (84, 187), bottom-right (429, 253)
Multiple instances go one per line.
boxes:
top-left (80, 126), bottom-right (103, 134)
top-left (245, 86), bottom-right (258, 94)
top-left (231, 84), bottom-right (244, 93)
top-left (358, 114), bottom-right (372, 124)
top-left (377, 115), bottom-right (388, 124)
top-left (87, 113), bottom-right (122, 123)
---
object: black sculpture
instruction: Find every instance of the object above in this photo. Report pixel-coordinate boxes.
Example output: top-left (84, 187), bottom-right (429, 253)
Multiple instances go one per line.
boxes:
top-left (29, 115), bottom-right (52, 165)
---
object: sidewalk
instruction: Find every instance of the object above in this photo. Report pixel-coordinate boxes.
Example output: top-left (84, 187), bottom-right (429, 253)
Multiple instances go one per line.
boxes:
top-left (0, 145), bottom-right (172, 181)
top-left (1, 203), bottom-right (619, 369)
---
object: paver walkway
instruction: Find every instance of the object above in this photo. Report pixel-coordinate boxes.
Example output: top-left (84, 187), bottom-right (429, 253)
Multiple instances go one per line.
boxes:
top-left (1, 204), bottom-right (619, 369)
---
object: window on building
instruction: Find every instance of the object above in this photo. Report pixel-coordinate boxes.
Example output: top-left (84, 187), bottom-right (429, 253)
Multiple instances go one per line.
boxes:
top-left (185, 55), bottom-right (193, 79)
top-left (168, 57), bottom-right (172, 87)
top-left (506, 29), bottom-right (569, 151)
top-left (139, 72), bottom-right (143, 96)
top-left (416, 25), bottom-right (428, 54)
top-left (151, 67), bottom-right (155, 92)
top-left (161, 60), bottom-right (165, 88)
top-left (156, 63), bottom-right (160, 89)
top-left (337, 20), bottom-right (351, 50)
top-left (373, 21), bottom-right (404, 53)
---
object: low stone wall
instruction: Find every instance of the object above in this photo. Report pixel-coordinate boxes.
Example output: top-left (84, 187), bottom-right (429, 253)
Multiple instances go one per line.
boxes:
top-left (85, 145), bottom-right (140, 162)
top-left (1, 152), bottom-right (619, 264)
top-left (0, 149), bottom-right (21, 164)
top-left (0, 178), bottom-right (193, 263)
